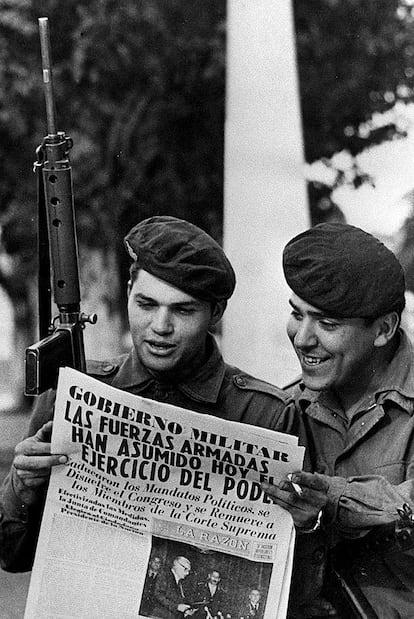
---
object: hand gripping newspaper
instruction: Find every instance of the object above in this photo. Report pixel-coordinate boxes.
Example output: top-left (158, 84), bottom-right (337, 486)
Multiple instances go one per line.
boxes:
top-left (24, 367), bottom-right (304, 619)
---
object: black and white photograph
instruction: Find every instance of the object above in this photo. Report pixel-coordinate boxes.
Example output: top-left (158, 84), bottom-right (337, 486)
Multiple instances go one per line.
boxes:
top-left (138, 536), bottom-right (272, 619)
top-left (1, 2), bottom-right (414, 618)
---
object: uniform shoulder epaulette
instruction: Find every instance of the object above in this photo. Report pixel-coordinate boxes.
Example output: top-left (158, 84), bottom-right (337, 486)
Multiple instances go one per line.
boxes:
top-left (232, 373), bottom-right (291, 403)
top-left (86, 358), bottom-right (122, 380)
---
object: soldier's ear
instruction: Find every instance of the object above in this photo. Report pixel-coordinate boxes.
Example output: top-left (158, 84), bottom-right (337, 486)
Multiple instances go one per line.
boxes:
top-left (373, 311), bottom-right (399, 348)
top-left (210, 300), bottom-right (227, 327)
top-left (127, 280), bottom-right (132, 296)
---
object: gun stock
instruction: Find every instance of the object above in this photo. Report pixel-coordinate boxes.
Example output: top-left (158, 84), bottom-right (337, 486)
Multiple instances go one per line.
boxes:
top-left (25, 18), bottom-right (96, 396)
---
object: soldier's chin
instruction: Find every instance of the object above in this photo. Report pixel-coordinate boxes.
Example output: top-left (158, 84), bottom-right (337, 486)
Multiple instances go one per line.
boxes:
top-left (301, 372), bottom-right (331, 392)
top-left (143, 354), bottom-right (179, 374)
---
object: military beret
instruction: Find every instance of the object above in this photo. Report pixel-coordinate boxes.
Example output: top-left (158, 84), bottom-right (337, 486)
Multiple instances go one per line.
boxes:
top-left (283, 222), bottom-right (406, 318)
top-left (124, 216), bottom-right (236, 302)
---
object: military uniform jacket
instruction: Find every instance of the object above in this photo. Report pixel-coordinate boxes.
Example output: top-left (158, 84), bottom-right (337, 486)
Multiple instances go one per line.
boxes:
top-left (0, 335), bottom-right (299, 572)
top-left (293, 330), bottom-right (414, 618)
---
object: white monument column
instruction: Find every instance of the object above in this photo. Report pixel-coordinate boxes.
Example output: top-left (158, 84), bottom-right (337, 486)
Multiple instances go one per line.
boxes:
top-left (222, 0), bottom-right (309, 385)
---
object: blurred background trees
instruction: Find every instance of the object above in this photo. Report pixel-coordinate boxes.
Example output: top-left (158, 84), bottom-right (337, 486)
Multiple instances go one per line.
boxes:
top-left (0, 0), bottom-right (226, 361)
top-left (2, 0), bottom-right (414, 393)
top-left (294, 0), bottom-right (414, 222)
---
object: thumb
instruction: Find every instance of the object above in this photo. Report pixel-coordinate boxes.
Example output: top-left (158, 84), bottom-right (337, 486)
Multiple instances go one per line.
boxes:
top-left (35, 420), bottom-right (54, 442)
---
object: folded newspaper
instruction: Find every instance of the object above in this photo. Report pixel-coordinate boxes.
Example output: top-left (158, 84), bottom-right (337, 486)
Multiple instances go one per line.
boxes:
top-left (24, 367), bottom-right (304, 619)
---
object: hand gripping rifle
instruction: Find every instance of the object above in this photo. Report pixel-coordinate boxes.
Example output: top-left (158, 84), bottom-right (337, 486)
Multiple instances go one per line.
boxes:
top-left (25, 17), bottom-right (97, 396)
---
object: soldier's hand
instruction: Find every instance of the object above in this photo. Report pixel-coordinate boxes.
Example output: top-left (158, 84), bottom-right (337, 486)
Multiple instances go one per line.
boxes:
top-left (261, 471), bottom-right (329, 530)
top-left (11, 421), bottom-right (68, 505)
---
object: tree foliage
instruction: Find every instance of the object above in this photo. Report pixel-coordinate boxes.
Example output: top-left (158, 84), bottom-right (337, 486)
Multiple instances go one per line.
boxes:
top-left (0, 0), bottom-right (226, 332)
top-left (3, 0), bottom-right (414, 333)
top-left (293, 0), bottom-right (414, 219)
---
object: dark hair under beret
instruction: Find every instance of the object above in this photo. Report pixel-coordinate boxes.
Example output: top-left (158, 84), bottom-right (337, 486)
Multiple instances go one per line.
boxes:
top-left (124, 216), bottom-right (236, 302)
top-left (283, 222), bottom-right (406, 318)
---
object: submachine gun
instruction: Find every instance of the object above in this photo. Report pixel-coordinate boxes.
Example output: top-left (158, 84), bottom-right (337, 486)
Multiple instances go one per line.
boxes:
top-left (25, 17), bottom-right (97, 396)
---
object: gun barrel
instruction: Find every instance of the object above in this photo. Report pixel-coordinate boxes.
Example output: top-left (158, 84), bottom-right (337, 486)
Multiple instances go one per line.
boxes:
top-left (38, 17), bottom-right (57, 136)
top-left (26, 17), bottom-right (89, 395)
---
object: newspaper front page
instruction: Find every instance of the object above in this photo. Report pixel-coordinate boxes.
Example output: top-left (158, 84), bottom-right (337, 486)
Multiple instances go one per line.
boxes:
top-left (24, 367), bottom-right (304, 619)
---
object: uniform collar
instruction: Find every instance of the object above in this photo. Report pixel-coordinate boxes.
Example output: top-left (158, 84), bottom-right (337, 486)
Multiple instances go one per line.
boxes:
top-left (296, 329), bottom-right (414, 415)
top-left (374, 330), bottom-right (414, 412)
top-left (111, 333), bottom-right (226, 404)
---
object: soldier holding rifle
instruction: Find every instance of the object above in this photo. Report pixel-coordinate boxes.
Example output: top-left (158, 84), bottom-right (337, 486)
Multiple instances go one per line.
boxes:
top-left (0, 18), bottom-right (337, 616)
top-left (0, 210), bottom-right (313, 572)
top-left (263, 223), bottom-right (414, 619)
top-left (0, 18), bottom-right (311, 575)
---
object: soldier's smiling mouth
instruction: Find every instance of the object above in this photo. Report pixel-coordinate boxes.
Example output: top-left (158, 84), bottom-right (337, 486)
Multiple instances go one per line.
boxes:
top-left (299, 353), bottom-right (329, 367)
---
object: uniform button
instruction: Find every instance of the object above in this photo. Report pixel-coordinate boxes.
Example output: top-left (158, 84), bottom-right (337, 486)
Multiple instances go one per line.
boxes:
top-left (361, 421), bottom-right (365, 426)
top-left (235, 375), bottom-right (247, 387)
top-left (312, 548), bottom-right (325, 563)
top-left (102, 363), bottom-right (115, 373)
top-left (332, 413), bottom-right (337, 418)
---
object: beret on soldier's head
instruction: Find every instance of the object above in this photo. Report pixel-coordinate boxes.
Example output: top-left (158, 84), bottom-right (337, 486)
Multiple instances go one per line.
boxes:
top-left (283, 222), bottom-right (406, 318)
top-left (124, 216), bottom-right (236, 302)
